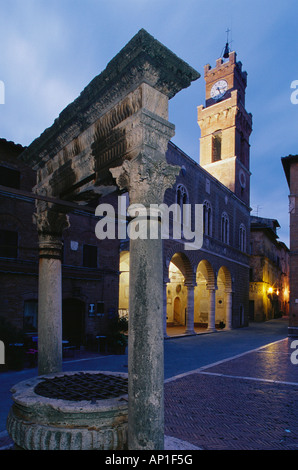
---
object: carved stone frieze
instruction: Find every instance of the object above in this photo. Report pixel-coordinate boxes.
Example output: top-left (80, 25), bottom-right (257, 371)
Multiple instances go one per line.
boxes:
top-left (20, 29), bottom-right (199, 172)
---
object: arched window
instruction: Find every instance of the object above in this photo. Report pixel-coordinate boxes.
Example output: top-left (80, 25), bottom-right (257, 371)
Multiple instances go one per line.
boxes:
top-left (221, 212), bottom-right (229, 244)
top-left (23, 300), bottom-right (38, 333)
top-left (203, 200), bottom-right (212, 236)
top-left (212, 130), bottom-right (222, 162)
top-left (176, 184), bottom-right (188, 208)
top-left (176, 185), bottom-right (189, 230)
top-left (239, 224), bottom-right (246, 252)
top-left (0, 229), bottom-right (18, 258)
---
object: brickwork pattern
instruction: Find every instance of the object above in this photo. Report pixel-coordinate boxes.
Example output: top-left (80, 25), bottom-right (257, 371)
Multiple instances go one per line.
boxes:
top-left (165, 339), bottom-right (298, 450)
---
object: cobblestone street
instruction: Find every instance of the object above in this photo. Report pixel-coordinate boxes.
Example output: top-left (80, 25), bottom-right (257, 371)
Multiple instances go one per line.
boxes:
top-left (165, 338), bottom-right (298, 450)
top-left (1, 319), bottom-right (296, 451)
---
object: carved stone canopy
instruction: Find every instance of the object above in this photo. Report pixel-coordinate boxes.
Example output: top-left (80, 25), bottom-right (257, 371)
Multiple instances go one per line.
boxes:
top-left (20, 29), bottom-right (200, 168)
top-left (18, 29), bottom-right (200, 204)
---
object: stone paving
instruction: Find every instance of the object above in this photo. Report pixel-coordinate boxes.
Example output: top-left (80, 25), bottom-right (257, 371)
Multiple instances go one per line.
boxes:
top-left (164, 338), bottom-right (298, 450)
top-left (1, 320), bottom-right (297, 451)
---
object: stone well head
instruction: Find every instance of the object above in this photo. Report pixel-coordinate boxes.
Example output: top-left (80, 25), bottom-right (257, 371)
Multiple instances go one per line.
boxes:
top-left (7, 371), bottom-right (128, 450)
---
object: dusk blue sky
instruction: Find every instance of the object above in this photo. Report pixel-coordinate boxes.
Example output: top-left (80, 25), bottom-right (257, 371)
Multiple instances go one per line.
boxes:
top-left (1, 0), bottom-right (297, 246)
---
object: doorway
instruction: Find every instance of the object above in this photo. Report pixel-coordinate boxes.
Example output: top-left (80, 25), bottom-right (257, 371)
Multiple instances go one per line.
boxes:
top-left (62, 299), bottom-right (85, 347)
top-left (173, 297), bottom-right (182, 325)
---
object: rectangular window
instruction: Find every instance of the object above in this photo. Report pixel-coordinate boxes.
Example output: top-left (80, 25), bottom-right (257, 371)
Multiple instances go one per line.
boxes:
top-left (212, 131), bottom-right (222, 162)
top-left (97, 301), bottom-right (104, 315)
top-left (0, 230), bottom-right (18, 258)
top-left (23, 300), bottom-right (38, 333)
top-left (0, 166), bottom-right (20, 189)
top-left (83, 244), bottom-right (97, 268)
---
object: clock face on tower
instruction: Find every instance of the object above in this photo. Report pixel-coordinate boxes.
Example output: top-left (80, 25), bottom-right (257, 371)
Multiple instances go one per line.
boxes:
top-left (210, 79), bottom-right (228, 101)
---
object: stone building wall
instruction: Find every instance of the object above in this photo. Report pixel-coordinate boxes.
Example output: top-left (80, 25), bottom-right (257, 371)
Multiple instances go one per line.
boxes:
top-left (0, 138), bottom-right (121, 347)
top-left (249, 216), bottom-right (290, 322)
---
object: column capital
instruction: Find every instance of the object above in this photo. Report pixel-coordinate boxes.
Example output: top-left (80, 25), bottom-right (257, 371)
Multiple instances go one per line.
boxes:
top-left (207, 284), bottom-right (218, 291)
top-left (34, 201), bottom-right (70, 260)
top-left (110, 153), bottom-right (180, 205)
top-left (184, 282), bottom-right (197, 289)
top-left (33, 201), bottom-right (70, 238)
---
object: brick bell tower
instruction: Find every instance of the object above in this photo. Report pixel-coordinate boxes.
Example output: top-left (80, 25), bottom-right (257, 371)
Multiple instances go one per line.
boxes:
top-left (197, 50), bottom-right (252, 206)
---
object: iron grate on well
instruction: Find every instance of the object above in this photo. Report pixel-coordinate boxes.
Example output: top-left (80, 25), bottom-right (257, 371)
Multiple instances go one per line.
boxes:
top-left (34, 372), bottom-right (128, 402)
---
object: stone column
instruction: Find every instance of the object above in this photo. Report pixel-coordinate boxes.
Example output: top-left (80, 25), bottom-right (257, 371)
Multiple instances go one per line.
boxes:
top-left (34, 204), bottom-right (69, 375)
top-left (207, 287), bottom-right (217, 332)
top-left (110, 106), bottom-right (180, 451)
top-left (225, 290), bottom-right (233, 330)
top-left (185, 283), bottom-right (196, 335)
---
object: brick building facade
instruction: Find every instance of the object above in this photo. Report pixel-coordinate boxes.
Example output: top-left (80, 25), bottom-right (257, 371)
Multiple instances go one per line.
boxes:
top-left (0, 138), bottom-right (121, 349)
top-left (249, 216), bottom-right (289, 322)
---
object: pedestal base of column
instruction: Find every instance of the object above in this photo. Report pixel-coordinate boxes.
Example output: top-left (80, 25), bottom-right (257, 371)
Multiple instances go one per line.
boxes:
top-left (185, 329), bottom-right (196, 336)
top-left (206, 327), bottom-right (217, 333)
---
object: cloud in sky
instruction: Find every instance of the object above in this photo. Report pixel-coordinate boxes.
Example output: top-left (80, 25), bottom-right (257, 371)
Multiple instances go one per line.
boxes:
top-left (0, 0), bottom-right (297, 246)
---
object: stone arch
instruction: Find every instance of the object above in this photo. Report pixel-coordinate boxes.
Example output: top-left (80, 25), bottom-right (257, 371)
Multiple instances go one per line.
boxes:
top-left (170, 252), bottom-right (193, 284)
top-left (62, 298), bottom-right (86, 347)
top-left (164, 243), bottom-right (196, 282)
top-left (217, 265), bottom-right (232, 291)
top-left (196, 259), bottom-right (215, 289)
